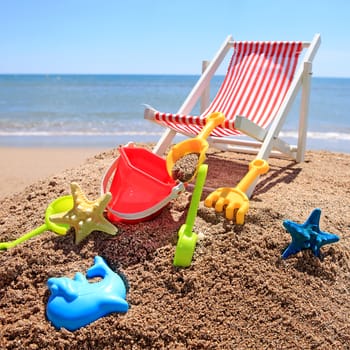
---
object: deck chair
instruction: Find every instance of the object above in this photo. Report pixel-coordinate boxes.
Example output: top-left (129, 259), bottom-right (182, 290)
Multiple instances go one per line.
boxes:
top-left (144, 34), bottom-right (321, 196)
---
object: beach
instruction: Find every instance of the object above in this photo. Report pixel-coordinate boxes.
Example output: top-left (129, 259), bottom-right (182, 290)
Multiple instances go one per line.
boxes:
top-left (0, 147), bottom-right (106, 198)
top-left (0, 144), bottom-right (349, 349)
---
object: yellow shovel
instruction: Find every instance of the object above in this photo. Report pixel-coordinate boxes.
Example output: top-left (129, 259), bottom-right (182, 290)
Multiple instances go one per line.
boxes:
top-left (166, 112), bottom-right (225, 183)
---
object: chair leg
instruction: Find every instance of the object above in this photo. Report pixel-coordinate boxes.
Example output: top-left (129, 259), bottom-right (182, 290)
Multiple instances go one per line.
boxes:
top-left (152, 128), bottom-right (177, 156)
top-left (296, 61), bottom-right (312, 162)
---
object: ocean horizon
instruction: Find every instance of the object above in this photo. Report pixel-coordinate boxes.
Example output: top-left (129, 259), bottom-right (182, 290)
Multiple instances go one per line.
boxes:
top-left (0, 74), bottom-right (349, 153)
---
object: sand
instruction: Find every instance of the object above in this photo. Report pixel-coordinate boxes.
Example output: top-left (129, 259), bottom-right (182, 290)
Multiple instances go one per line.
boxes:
top-left (0, 144), bottom-right (349, 349)
top-left (0, 147), bottom-right (106, 198)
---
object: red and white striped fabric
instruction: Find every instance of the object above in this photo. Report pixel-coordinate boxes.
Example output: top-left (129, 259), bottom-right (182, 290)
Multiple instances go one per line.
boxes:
top-left (153, 41), bottom-right (303, 137)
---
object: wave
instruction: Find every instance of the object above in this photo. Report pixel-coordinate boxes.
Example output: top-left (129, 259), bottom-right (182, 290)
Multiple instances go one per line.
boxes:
top-left (280, 131), bottom-right (350, 141)
top-left (0, 130), bottom-right (350, 140)
top-left (0, 131), bottom-right (163, 137)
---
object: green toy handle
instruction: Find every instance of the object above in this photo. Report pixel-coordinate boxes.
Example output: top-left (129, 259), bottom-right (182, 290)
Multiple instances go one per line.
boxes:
top-left (0, 224), bottom-right (47, 250)
top-left (184, 164), bottom-right (208, 233)
top-left (0, 195), bottom-right (73, 251)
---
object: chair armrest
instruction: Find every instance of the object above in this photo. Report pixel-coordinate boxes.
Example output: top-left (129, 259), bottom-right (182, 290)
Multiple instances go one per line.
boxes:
top-left (234, 116), bottom-right (267, 142)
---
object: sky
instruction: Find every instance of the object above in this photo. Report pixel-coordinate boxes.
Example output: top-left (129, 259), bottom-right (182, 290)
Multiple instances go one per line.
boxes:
top-left (0, 0), bottom-right (349, 77)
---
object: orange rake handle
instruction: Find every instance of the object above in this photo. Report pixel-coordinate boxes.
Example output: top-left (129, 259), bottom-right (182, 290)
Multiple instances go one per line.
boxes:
top-left (236, 159), bottom-right (269, 194)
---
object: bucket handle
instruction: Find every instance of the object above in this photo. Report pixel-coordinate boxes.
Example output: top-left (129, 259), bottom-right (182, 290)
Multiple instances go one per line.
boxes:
top-left (101, 142), bottom-right (136, 196)
top-left (101, 156), bottom-right (119, 196)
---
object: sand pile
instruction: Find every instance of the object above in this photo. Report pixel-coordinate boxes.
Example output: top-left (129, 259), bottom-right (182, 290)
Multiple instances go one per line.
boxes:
top-left (0, 145), bottom-right (349, 349)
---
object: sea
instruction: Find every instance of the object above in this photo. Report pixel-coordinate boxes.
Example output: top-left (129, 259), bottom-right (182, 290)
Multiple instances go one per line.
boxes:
top-left (0, 74), bottom-right (349, 153)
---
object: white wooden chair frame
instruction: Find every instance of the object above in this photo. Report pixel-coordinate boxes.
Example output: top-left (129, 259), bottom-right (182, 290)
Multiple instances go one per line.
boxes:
top-left (145, 34), bottom-right (321, 163)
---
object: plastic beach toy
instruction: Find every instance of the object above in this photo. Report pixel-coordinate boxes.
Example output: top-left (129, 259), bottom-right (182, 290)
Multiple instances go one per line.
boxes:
top-left (101, 143), bottom-right (185, 223)
top-left (166, 112), bottom-right (225, 183)
top-left (0, 195), bottom-right (73, 251)
top-left (282, 208), bottom-right (340, 259)
top-left (205, 159), bottom-right (269, 224)
top-left (173, 164), bottom-right (208, 267)
top-left (50, 182), bottom-right (118, 244)
top-left (46, 256), bottom-right (129, 331)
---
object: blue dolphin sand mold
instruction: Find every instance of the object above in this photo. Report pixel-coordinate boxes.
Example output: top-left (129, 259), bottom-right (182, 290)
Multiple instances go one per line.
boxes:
top-left (282, 208), bottom-right (340, 259)
top-left (46, 256), bottom-right (129, 331)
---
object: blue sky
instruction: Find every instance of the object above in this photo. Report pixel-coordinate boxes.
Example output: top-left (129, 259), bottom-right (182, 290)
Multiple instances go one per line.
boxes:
top-left (1, 0), bottom-right (349, 77)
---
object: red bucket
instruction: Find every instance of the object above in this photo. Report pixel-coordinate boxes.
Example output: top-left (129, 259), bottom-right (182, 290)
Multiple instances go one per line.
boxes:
top-left (101, 144), bottom-right (185, 223)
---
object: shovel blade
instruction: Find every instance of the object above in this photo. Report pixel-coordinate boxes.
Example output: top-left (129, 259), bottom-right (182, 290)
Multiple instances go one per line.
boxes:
top-left (173, 224), bottom-right (198, 267)
top-left (166, 112), bottom-right (225, 182)
top-left (166, 139), bottom-right (207, 181)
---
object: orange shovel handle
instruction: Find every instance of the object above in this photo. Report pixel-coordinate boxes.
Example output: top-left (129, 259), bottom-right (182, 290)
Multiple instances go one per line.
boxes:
top-left (166, 112), bottom-right (225, 181)
top-left (196, 112), bottom-right (225, 141)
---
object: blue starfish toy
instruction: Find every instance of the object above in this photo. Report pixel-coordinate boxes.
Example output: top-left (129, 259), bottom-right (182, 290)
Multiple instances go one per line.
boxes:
top-left (282, 208), bottom-right (340, 259)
